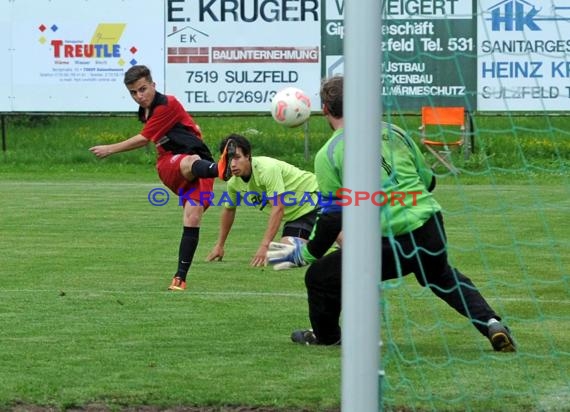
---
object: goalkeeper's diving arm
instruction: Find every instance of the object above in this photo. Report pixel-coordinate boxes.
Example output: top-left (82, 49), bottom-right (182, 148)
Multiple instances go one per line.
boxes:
top-left (302, 210), bottom-right (342, 264)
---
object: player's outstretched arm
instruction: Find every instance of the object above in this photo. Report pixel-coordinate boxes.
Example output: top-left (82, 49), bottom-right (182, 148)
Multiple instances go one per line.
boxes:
top-left (89, 134), bottom-right (148, 158)
top-left (251, 198), bottom-right (285, 267)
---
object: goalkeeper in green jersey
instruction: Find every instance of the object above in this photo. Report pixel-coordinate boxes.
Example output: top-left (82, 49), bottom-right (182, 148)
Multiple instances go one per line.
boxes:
top-left (206, 134), bottom-right (322, 268)
top-left (268, 75), bottom-right (516, 352)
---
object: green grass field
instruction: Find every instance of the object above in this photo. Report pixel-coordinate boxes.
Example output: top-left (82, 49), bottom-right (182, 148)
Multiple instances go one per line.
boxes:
top-left (0, 114), bottom-right (569, 411)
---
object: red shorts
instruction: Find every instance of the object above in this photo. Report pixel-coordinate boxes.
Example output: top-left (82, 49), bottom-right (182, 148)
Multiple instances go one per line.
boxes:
top-left (156, 153), bottom-right (215, 206)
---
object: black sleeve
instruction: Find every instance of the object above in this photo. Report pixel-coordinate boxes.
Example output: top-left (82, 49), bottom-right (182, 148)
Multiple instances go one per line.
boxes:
top-left (427, 175), bottom-right (436, 192)
top-left (306, 212), bottom-right (342, 260)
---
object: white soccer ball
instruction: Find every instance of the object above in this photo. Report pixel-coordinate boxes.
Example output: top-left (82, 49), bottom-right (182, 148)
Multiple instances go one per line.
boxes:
top-left (270, 87), bottom-right (311, 127)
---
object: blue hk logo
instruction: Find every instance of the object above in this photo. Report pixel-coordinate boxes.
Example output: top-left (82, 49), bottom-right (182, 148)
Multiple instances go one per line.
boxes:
top-left (490, 0), bottom-right (541, 31)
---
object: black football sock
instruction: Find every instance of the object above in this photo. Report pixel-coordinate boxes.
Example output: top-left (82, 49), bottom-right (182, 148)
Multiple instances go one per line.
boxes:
top-left (176, 227), bottom-right (200, 281)
top-left (191, 159), bottom-right (218, 178)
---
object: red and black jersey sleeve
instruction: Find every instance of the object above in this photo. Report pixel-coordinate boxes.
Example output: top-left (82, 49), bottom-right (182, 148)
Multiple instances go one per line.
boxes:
top-left (140, 93), bottom-right (213, 161)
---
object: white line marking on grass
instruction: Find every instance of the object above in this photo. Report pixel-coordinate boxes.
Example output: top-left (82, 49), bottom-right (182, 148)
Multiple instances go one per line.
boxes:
top-left (0, 290), bottom-right (567, 305)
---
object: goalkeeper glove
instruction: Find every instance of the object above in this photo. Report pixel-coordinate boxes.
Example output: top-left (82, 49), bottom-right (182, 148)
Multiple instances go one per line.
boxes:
top-left (267, 236), bottom-right (306, 271)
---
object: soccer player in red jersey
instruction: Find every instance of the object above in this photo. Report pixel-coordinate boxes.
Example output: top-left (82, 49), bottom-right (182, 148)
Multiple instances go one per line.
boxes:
top-left (90, 65), bottom-right (235, 291)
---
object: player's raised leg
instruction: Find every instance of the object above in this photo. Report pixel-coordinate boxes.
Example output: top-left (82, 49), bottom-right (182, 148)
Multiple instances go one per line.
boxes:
top-left (181, 139), bottom-right (237, 181)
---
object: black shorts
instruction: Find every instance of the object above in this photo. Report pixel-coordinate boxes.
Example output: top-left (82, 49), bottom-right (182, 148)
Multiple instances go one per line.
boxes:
top-left (282, 209), bottom-right (319, 240)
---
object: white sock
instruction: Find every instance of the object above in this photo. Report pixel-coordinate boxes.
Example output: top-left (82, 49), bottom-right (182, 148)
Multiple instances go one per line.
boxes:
top-left (487, 318), bottom-right (499, 326)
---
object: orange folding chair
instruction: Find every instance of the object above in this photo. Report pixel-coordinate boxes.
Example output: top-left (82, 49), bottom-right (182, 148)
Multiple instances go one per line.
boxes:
top-left (419, 106), bottom-right (470, 174)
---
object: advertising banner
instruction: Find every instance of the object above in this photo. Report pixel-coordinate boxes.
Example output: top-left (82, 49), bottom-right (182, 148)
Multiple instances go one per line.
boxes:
top-left (10, 0), bottom-right (164, 112)
top-left (164, 0), bottom-right (321, 112)
top-left (478, 0), bottom-right (570, 111)
top-left (3, 1), bottom-right (570, 113)
top-left (322, 0), bottom-right (477, 112)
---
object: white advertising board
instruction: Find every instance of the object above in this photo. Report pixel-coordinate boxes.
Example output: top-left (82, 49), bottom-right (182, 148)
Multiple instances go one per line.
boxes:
top-left (164, 0), bottom-right (321, 112)
top-left (1, 1), bottom-right (12, 111)
top-left (11, 0), bottom-right (164, 112)
top-left (4, 0), bottom-right (570, 113)
top-left (478, 0), bottom-right (570, 111)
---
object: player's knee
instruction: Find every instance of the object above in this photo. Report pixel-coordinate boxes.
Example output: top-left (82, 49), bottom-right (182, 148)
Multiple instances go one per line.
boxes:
top-left (183, 207), bottom-right (204, 226)
top-left (180, 155), bottom-right (200, 180)
top-left (181, 154), bottom-right (200, 169)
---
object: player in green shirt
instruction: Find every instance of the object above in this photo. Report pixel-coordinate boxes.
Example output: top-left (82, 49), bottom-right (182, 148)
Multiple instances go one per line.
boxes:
top-left (207, 134), bottom-right (321, 267)
top-left (313, 121), bottom-right (440, 237)
top-left (268, 75), bottom-right (516, 352)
